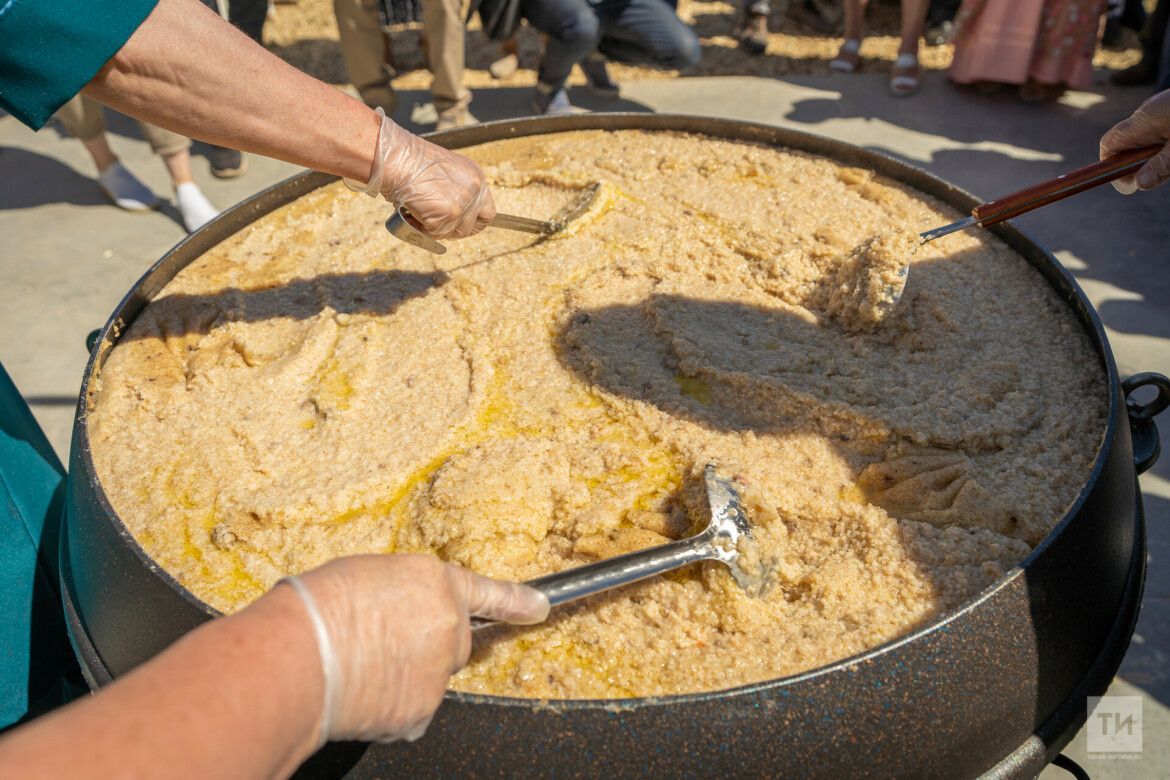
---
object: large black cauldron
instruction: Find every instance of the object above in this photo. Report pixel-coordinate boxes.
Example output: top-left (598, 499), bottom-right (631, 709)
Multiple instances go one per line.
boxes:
top-left (61, 115), bottom-right (1168, 778)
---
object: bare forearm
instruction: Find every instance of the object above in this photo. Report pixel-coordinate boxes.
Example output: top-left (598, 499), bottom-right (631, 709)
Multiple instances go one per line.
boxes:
top-left (0, 587), bottom-right (322, 779)
top-left (83, 0), bottom-right (379, 183)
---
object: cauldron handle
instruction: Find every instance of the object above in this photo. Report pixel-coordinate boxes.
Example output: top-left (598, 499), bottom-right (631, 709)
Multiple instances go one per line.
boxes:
top-left (1123, 372), bottom-right (1170, 475)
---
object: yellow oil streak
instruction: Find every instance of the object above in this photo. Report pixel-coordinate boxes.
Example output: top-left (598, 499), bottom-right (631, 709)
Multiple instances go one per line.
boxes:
top-left (675, 374), bottom-right (713, 405)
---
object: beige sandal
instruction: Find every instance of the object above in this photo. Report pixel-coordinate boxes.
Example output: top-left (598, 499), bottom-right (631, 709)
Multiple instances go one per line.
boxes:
top-left (889, 53), bottom-right (920, 97)
top-left (830, 39), bottom-right (861, 73)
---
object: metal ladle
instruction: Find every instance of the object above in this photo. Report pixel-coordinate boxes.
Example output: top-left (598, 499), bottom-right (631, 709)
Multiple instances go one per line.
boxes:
top-left (386, 182), bottom-right (602, 255)
top-left (471, 464), bottom-right (761, 630)
top-left (872, 144), bottom-right (1162, 321)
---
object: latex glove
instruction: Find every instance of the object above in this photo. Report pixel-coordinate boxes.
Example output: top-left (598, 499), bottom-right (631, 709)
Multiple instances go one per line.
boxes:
top-left (283, 554), bottom-right (547, 744)
top-left (347, 108), bottom-right (496, 238)
top-left (1100, 89), bottom-right (1170, 194)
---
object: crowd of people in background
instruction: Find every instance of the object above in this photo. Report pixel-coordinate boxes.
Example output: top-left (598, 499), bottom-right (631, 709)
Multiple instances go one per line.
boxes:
top-left (39, 0), bottom-right (1169, 229)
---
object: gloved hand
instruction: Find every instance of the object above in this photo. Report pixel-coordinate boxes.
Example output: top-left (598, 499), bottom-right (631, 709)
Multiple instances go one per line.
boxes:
top-left (283, 554), bottom-right (548, 745)
top-left (347, 108), bottom-right (496, 238)
top-left (1100, 89), bottom-right (1170, 194)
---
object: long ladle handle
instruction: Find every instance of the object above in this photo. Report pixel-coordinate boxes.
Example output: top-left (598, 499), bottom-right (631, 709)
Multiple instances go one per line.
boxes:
top-left (470, 530), bottom-right (716, 630)
top-left (971, 144), bottom-right (1161, 227)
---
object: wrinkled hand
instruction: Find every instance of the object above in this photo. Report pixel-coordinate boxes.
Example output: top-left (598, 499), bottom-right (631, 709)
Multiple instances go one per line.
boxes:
top-left (1100, 89), bottom-right (1170, 194)
top-left (348, 108), bottom-right (496, 237)
top-left (288, 555), bottom-right (547, 744)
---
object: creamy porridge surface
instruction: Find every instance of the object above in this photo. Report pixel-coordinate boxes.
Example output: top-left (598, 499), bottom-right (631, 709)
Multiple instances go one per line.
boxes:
top-left (88, 130), bottom-right (1105, 698)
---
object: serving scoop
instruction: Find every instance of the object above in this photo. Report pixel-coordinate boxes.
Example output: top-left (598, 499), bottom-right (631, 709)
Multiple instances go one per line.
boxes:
top-left (386, 182), bottom-right (602, 255)
top-left (471, 464), bottom-right (762, 630)
top-left (871, 144), bottom-right (1162, 321)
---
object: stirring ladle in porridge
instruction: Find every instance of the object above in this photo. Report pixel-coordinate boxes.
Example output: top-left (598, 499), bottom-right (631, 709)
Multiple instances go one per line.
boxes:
top-left (859, 145), bottom-right (1161, 325)
top-left (386, 182), bottom-right (602, 255)
top-left (470, 464), bottom-right (767, 630)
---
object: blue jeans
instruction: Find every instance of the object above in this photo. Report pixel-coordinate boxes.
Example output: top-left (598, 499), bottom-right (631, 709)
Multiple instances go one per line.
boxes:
top-left (522, 0), bottom-right (701, 91)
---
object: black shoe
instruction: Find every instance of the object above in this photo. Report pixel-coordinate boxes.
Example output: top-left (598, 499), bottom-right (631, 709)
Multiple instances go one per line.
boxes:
top-left (581, 55), bottom-right (620, 97)
top-left (208, 146), bottom-right (246, 179)
top-left (1110, 61), bottom-right (1157, 86)
top-left (737, 13), bottom-right (769, 54)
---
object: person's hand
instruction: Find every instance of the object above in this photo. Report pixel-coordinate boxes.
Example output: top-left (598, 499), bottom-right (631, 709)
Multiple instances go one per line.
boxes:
top-left (348, 108), bottom-right (496, 238)
top-left (285, 554), bottom-right (547, 744)
top-left (1100, 89), bottom-right (1170, 194)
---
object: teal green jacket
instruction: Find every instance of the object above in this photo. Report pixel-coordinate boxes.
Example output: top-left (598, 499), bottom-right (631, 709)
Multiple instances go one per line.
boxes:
top-left (0, 0), bottom-right (158, 128)
top-left (0, 362), bottom-right (84, 731)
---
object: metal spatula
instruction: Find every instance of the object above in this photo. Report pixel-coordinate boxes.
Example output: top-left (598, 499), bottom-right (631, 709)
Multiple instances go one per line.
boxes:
top-left (872, 144), bottom-right (1162, 321)
top-left (471, 464), bottom-right (765, 630)
top-left (386, 182), bottom-right (602, 255)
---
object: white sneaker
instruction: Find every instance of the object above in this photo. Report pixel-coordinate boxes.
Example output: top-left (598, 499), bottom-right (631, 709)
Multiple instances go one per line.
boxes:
top-left (97, 162), bottom-right (161, 211)
top-left (175, 182), bottom-right (219, 233)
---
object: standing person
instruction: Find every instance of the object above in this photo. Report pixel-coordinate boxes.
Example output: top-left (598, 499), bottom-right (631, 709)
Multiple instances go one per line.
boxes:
top-left (829, 0), bottom-right (930, 96)
top-left (948, 0), bottom-right (1108, 102)
top-left (52, 95), bottom-right (219, 232)
top-left (334, 0), bottom-right (476, 130)
top-left (520, 0), bottom-right (701, 115)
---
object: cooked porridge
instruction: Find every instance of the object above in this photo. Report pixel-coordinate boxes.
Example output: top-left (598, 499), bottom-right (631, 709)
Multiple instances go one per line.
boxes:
top-left (88, 130), bottom-right (1105, 698)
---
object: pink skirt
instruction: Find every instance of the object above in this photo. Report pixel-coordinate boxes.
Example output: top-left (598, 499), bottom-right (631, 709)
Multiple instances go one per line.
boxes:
top-left (949, 0), bottom-right (1103, 88)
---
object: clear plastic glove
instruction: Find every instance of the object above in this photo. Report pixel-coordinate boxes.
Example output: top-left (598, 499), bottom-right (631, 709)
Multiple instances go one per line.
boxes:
top-left (1100, 89), bottom-right (1170, 194)
top-left (283, 554), bottom-right (547, 744)
top-left (347, 108), bottom-right (496, 238)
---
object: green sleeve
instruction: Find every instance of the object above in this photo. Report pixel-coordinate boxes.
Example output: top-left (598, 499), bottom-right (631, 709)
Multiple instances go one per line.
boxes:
top-left (0, 0), bottom-right (160, 129)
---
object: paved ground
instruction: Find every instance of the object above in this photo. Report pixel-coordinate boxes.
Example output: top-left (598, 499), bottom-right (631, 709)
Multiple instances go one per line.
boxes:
top-left (2, 69), bottom-right (1168, 776)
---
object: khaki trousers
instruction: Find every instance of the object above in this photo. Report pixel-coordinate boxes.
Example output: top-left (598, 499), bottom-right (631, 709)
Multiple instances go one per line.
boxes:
top-left (334, 0), bottom-right (470, 112)
top-left (53, 95), bottom-right (190, 157)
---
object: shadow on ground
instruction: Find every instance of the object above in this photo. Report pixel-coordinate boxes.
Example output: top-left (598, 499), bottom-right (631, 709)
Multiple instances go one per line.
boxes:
top-left (0, 147), bottom-right (108, 209)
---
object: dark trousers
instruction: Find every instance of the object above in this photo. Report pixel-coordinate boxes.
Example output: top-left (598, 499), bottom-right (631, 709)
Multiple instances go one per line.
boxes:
top-left (200, 0), bottom-right (267, 43)
top-left (1146, 0), bottom-right (1170, 88)
top-left (521, 0), bottom-right (701, 91)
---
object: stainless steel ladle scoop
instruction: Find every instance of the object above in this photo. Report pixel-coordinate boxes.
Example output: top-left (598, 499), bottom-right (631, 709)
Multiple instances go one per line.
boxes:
top-left (386, 182), bottom-right (602, 255)
top-left (472, 464), bottom-right (759, 630)
top-left (871, 144), bottom-right (1161, 323)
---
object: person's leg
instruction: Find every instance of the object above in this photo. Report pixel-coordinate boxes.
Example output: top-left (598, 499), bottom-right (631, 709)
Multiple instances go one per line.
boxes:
top-left (334, 0), bottom-right (397, 112)
top-left (1149, 0), bottom-right (1170, 72)
top-left (842, 0), bottom-right (866, 40)
top-left (738, 0), bottom-right (770, 54)
top-left (489, 36), bottom-right (521, 79)
top-left (228, 0), bottom-right (268, 42)
top-left (1157, 9), bottom-right (1170, 91)
top-left (897, 0), bottom-right (928, 54)
top-left (423, 0), bottom-right (474, 128)
top-left (79, 135), bottom-right (119, 172)
top-left (191, 0), bottom-right (258, 177)
top-left (592, 0), bottom-right (701, 71)
top-left (522, 0), bottom-right (602, 111)
top-left (158, 148), bottom-right (195, 185)
top-left (886, 0), bottom-right (927, 95)
top-left (140, 124), bottom-right (220, 232)
top-left (54, 96), bottom-right (110, 166)
top-left (54, 96), bottom-right (160, 210)
top-left (831, 0), bottom-right (867, 71)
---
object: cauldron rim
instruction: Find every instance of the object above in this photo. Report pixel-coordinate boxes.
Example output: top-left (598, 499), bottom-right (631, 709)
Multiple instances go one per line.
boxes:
top-left (71, 113), bottom-right (1120, 708)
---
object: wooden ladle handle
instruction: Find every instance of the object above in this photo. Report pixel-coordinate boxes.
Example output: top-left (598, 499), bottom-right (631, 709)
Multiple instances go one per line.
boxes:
top-left (972, 144), bottom-right (1162, 226)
